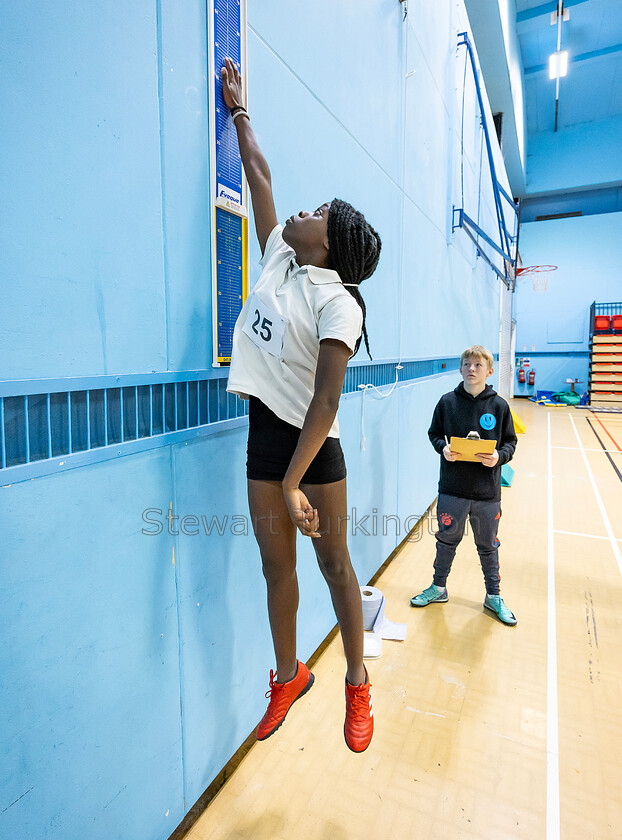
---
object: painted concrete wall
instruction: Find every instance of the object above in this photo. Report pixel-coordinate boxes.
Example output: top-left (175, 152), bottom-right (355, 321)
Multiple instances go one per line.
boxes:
top-left (515, 212), bottom-right (622, 393)
top-left (0, 2), bottom-right (511, 838)
top-left (0, 1), bottom-right (213, 379)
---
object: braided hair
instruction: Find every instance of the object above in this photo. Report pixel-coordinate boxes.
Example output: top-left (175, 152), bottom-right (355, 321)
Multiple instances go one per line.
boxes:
top-left (326, 198), bottom-right (381, 358)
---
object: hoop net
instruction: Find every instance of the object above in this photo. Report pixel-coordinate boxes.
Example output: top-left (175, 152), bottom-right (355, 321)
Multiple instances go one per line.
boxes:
top-left (515, 264), bottom-right (557, 292)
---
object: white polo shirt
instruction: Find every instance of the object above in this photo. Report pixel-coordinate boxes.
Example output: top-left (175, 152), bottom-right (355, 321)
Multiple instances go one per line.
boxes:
top-left (227, 225), bottom-right (363, 438)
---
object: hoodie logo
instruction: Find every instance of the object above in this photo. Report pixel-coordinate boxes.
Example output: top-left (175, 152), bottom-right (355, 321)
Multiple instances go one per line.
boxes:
top-left (480, 413), bottom-right (496, 430)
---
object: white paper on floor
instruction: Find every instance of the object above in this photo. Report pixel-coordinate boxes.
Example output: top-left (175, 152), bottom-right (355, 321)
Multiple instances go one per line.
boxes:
top-left (363, 631), bottom-right (383, 658)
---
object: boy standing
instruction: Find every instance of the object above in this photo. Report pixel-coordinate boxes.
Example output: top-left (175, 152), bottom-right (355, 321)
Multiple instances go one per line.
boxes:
top-left (410, 345), bottom-right (518, 625)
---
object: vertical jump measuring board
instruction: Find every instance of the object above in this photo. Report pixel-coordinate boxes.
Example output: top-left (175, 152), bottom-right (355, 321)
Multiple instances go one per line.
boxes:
top-left (209, 0), bottom-right (248, 365)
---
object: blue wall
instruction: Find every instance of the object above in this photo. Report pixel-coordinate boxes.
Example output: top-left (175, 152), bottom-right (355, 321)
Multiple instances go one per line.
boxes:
top-left (0, 3), bottom-right (511, 838)
top-left (515, 211), bottom-right (622, 393)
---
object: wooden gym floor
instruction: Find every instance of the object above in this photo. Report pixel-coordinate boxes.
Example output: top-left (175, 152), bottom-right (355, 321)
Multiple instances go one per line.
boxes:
top-left (180, 400), bottom-right (622, 840)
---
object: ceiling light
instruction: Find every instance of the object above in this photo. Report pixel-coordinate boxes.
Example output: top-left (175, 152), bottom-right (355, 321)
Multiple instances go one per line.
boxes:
top-left (549, 50), bottom-right (568, 80)
top-left (550, 8), bottom-right (569, 24)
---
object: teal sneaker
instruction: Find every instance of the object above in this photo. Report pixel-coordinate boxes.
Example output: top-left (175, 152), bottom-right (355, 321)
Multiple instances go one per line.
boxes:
top-left (410, 583), bottom-right (448, 607)
top-left (484, 594), bottom-right (517, 626)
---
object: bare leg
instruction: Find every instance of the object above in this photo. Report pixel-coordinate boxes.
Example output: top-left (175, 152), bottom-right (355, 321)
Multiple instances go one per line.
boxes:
top-left (248, 479), bottom-right (298, 683)
top-left (302, 478), bottom-right (365, 686)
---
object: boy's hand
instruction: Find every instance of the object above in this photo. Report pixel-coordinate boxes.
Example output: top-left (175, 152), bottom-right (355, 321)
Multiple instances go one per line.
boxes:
top-left (475, 449), bottom-right (499, 467)
top-left (221, 57), bottom-right (245, 111)
top-left (443, 444), bottom-right (458, 462)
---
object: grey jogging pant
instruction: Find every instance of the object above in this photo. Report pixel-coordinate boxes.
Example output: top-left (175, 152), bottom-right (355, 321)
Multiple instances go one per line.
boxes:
top-left (432, 493), bottom-right (502, 595)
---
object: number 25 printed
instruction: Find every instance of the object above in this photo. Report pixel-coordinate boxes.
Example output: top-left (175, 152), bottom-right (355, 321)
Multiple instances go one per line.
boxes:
top-left (251, 309), bottom-right (272, 342)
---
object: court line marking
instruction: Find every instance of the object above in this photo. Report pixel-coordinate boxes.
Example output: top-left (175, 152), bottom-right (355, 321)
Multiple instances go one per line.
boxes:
top-left (547, 411), bottom-right (560, 840)
top-left (554, 529), bottom-right (622, 543)
top-left (592, 413), bottom-right (622, 452)
top-left (569, 415), bottom-right (622, 577)
top-left (553, 445), bottom-right (621, 454)
top-left (586, 418), bottom-right (622, 483)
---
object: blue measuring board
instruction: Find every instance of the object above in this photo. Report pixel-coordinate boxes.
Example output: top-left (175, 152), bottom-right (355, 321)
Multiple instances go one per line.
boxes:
top-left (211, 0), bottom-right (247, 364)
top-left (215, 207), bottom-right (246, 363)
top-left (214, 0), bottom-right (243, 208)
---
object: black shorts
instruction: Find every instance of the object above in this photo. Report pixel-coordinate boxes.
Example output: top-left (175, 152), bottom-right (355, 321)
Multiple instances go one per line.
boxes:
top-left (246, 396), bottom-right (346, 484)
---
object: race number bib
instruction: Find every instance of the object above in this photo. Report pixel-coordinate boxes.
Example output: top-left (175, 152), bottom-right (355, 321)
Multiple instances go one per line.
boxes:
top-left (242, 293), bottom-right (288, 358)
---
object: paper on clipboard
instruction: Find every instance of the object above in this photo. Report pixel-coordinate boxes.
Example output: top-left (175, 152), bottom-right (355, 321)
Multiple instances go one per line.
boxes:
top-left (450, 436), bottom-right (497, 462)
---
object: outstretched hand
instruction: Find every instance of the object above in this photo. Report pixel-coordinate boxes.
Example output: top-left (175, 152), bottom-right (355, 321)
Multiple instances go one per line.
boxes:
top-left (283, 486), bottom-right (321, 538)
top-left (220, 57), bottom-right (244, 111)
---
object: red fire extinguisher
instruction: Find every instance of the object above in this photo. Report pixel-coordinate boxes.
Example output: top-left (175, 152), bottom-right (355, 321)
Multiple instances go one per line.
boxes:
top-left (528, 369), bottom-right (535, 386)
top-left (518, 368), bottom-right (526, 384)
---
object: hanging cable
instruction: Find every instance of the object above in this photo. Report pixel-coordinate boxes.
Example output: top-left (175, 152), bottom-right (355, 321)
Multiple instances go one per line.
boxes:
top-left (358, 365), bottom-right (403, 451)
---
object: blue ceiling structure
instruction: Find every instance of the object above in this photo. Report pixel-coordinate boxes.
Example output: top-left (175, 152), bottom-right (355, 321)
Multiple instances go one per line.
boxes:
top-left (515, 0), bottom-right (622, 218)
top-left (465, 0), bottom-right (622, 220)
top-left (517, 0), bottom-right (622, 134)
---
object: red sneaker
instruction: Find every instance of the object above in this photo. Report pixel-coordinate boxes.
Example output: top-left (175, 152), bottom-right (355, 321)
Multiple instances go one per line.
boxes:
top-left (256, 660), bottom-right (315, 741)
top-left (344, 669), bottom-right (373, 752)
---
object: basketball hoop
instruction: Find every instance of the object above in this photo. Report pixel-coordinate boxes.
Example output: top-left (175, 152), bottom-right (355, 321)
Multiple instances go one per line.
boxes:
top-left (515, 264), bottom-right (557, 292)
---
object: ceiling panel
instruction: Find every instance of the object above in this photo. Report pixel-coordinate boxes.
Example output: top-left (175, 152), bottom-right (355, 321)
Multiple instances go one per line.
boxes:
top-left (524, 76), bottom-right (545, 132)
top-left (558, 53), bottom-right (616, 126)
top-left (517, 0), bottom-right (622, 133)
top-left (612, 58), bottom-right (622, 113)
top-left (516, 0), bottom-right (549, 10)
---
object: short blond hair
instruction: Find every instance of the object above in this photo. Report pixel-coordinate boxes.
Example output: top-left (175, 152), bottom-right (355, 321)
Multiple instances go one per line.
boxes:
top-left (461, 345), bottom-right (494, 371)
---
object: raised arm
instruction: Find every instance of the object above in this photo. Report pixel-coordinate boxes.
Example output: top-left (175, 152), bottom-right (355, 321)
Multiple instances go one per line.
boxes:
top-left (220, 57), bottom-right (278, 254)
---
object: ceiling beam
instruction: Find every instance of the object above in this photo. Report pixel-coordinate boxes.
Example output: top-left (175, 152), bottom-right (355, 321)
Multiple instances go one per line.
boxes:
top-left (517, 0), bottom-right (591, 24)
top-left (524, 41), bottom-right (622, 74)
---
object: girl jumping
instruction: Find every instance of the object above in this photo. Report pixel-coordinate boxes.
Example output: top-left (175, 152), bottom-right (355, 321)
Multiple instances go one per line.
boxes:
top-left (221, 57), bottom-right (381, 752)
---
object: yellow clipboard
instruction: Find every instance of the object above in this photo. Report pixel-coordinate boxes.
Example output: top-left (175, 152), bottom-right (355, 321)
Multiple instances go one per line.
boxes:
top-left (450, 436), bottom-right (497, 462)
